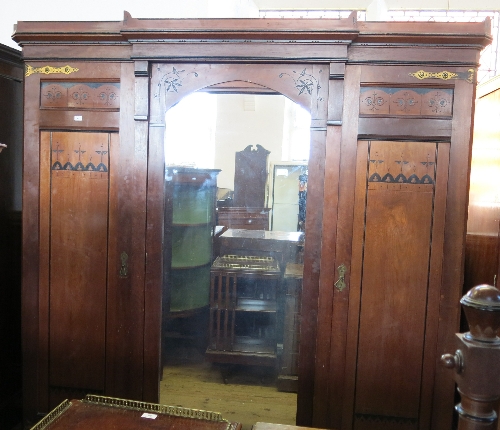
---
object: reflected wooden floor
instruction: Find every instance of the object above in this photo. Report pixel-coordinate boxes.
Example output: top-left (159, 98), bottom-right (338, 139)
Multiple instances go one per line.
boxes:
top-left (160, 339), bottom-right (297, 430)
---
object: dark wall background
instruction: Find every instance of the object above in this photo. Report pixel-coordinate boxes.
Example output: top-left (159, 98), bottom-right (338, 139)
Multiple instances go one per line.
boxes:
top-left (0, 43), bottom-right (23, 429)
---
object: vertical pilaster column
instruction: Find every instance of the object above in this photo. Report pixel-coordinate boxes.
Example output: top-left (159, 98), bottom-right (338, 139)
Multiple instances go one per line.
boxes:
top-left (135, 60), bottom-right (161, 402)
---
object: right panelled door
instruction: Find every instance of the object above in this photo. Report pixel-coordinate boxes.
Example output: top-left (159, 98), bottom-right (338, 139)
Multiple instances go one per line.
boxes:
top-left (347, 140), bottom-right (449, 430)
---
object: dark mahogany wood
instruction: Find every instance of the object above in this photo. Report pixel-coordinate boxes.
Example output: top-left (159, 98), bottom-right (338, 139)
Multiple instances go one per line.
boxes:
top-left (46, 131), bottom-right (109, 402)
top-left (14, 13), bottom-right (491, 430)
top-left (315, 65), bottom-right (361, 430)
top-left (354, 142), bottom-right (436, 429)
top-left (106, 62), bottom-right (148, 402)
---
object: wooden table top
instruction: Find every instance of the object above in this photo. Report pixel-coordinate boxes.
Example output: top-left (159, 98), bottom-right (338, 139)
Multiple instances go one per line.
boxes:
top-left (32, 395), bottom-right (241, 430)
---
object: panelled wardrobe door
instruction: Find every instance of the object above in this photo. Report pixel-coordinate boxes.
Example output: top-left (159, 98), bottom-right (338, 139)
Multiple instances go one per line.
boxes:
top-left (40, 130), bottom-right (116, 407)
top-left (343, 140), bottom-right (449, 430)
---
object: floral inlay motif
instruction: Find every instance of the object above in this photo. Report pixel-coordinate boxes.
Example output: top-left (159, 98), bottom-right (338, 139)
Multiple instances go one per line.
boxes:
top-left (392, 91), bottom-right (418, 112)
top-left (279, 68), bottom-right (323, 102)
top-left (156, 67), bottom-right (199, 95)
top-left (362, 91), bottom-right (388, 112)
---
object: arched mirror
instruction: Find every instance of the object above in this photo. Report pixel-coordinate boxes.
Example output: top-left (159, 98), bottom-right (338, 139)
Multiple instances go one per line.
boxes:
top-left (160, 88), bottom-right (311, 428)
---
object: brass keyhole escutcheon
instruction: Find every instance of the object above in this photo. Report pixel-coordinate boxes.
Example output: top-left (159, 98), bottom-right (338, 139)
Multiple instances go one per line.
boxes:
top-left (334, 263), bottom-right (347, 292)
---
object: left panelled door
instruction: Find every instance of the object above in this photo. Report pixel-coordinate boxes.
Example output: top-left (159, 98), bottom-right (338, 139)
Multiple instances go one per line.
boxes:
top-left (40, 130), bottom-right (115, 407)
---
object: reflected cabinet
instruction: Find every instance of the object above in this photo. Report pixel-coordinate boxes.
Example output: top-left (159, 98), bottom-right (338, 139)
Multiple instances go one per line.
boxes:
top-left (15, 13), bottom-right (491, 430)
top-left (164, 167), bottom-right (220, 314)
top-left (206, 255), bottom-right (281, 367)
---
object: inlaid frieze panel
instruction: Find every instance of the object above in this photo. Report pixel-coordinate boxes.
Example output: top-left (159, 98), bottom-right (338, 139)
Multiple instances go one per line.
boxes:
top-left (360, 87), bottom-right (453, 117)
top-left (41, 82), bottom-right (120, 110)
top-left (367, 140), bottom-right (437, 192)
top-left (51, 133), bottom-right (109, 178)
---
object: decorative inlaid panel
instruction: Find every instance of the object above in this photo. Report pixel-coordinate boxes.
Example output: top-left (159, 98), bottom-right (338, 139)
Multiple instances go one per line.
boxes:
top-left (41, 82), bottom-right (120, 109)
top-left (390, 89), bottom-right (421, 115)
top-left (359, 88), bottom-right (390, 115)
top-left (421, 90), bottom-right (453, 116)
top-left (278, 68), bottom-right (324, 103)
top-left (367, 141), bottom-right (436, 190)
top-left (360, 87), bottom-right (453, 117)
top-left (51, 133), bottom-right (109, 177)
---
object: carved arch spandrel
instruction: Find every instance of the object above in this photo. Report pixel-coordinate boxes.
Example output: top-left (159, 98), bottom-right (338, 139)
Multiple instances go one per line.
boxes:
top-left (150, 63), bottom-right (329, 121)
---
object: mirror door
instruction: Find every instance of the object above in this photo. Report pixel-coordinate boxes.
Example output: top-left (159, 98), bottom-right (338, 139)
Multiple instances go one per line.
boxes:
top-left (146, 62), bottom-right (330, 428)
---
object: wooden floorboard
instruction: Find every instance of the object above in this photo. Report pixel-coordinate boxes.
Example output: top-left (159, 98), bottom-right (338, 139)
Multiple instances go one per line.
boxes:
top-left (160, 340), bottom-right (297, 430)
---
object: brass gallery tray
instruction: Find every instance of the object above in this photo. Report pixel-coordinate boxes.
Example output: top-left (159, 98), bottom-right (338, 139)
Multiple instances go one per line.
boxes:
top-left (31, 395), bottom-right (241, 430)
top-left (211, 255), bottom-right (280, 274)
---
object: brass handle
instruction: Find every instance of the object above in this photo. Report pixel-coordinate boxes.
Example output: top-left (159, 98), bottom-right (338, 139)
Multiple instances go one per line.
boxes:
top-left (120, 251), bottom-right (128, 278)
top-left (334, 264), bottom-right (347, 292)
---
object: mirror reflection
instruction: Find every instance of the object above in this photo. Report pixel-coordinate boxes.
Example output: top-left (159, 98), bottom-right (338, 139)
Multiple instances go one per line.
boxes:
top-left (161, 91), bottom-right (310, 429)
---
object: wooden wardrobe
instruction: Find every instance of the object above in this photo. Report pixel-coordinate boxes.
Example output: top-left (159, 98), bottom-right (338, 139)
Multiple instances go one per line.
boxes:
top-left (14, 13), bottom-right (491, 430)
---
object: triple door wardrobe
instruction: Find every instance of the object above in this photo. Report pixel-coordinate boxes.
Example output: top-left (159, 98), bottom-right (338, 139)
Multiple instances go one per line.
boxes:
top-left (15, 13), bottom-right (491, 430)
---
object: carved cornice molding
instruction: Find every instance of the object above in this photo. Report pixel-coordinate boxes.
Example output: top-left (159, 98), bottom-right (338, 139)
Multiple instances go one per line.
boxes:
top-left (12, 10), bottom-right (492, 50)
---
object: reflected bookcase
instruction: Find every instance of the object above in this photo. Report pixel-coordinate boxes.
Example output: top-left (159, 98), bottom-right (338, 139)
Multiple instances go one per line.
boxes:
top-left (163, 167), bottom-right (220, 342)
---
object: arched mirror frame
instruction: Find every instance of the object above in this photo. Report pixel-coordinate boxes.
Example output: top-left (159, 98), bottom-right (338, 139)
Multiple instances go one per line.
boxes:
top-left (144, 62), bottom-right (337, 423)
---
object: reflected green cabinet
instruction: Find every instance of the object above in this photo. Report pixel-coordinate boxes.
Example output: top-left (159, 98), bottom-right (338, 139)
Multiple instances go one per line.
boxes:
top-left (164, 167), bottom-right (220, 314)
